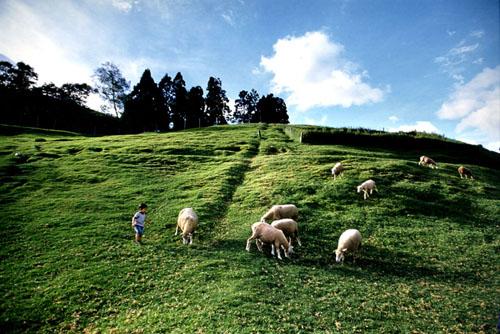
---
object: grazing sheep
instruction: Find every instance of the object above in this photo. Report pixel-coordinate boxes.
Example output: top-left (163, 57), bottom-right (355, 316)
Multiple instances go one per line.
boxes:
top-left (271, 218), bottom-right (302, 247)
top-left (176, 208), bottom-right (198, 245)
top-left (335, 229), bottom-right (362, 263)
top-left (331, 162), bottom-right (344, 180)
top-left (357, 179), bottom-right (378, 200)
top-left (419, 155), bottom-right (438, 169)
top-left (458, 166), bottom-right (474, 179)
top-left (246, 222), bottom-right (292, 260)
top-left (261, 204), bottom-right (298, 223)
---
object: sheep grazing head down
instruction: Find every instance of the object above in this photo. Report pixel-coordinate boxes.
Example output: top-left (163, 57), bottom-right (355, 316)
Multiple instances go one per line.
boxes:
top-left (335, 248), bottom-right (347, 263)
top-left (183, 232), bottom-right (193, 245)
top-left (356, 185), bottom-right (362, 193)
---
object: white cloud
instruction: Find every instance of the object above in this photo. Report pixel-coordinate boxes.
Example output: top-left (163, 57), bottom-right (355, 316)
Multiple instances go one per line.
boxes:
top-left (437, 66), bottom-right (500, 147)
top-left (304, 115), bottom-right (328, 126)
top-left (221, 10), bottom-right (235, 26)
top-left (447, 30), bottom-right (456, 36)
top-left (389, 121), bottom-right (440, 134)
top-left (473, 58), bottom-right (484, 65)
top-left (0, 1), bottom-right (95, 86)
top-left (388, 115), bottom-right (399, 123)
top-left (111, 0), bottom-right (137, 12)
top-left (0, 1), bottom-right (145, 113)
top-left (457, 137), bottom-right (499, 153)
top-left (470, 30), bottom-right (485, 38)
top-left (484, 141), bottom-right (500, 152)
top-left (435, 40), bottom-right (480, 81)
top-left (449, 43), bottom-right (479, 56)
top-left (438, 66), bottom-right (499, 127)
top-left (259, 31), bottom-right (384, 111)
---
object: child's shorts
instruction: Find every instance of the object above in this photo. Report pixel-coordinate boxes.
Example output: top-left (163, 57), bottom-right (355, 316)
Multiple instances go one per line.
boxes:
top-left (134, 225), bottom-right (145, 236)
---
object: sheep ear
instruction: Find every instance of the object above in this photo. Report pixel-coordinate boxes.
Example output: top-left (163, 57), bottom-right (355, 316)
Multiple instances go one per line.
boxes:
top-left (342, 248), bottom-right (348, 252)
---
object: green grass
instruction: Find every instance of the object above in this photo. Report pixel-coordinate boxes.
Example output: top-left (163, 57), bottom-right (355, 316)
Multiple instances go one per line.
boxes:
top-left (0, 124), bottom-right (499, 333)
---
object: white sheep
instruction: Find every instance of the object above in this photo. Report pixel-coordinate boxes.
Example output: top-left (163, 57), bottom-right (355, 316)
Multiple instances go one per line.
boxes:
top-left (331, 162), bottom-right (344, 180)
top-left (271, 218), bottom-right (301, 247)
top-left (335, 229), bottom-right (362, 263)
top-left (261, 204), bottom-right (298, 223)
top-left (458, 166), bottom-right (474, 179)
top-left (419, 155), bottom-right (438, 169)
top-left (357, 179), bottom-right (378, 200)
top-left (246, 222), bottom-right (292, 260)
top-left (176, 208), bottom-right (198, 244)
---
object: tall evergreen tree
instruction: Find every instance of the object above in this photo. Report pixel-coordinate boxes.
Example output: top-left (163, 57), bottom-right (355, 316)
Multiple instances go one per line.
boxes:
top-left (186, 86), bottom-right (205, 128)
top-left (205, 77), bottom-right (228, 125)
top-left (158, 73), bottom-right (174, 129)
top-left (170, 72), bottom-right (188, 130)
top-left (93, 62), bottom-right (130, 117)
top-left (122, 69), bottom-right (166, 132)
top-left (256, 94), bottom-right (289, 124)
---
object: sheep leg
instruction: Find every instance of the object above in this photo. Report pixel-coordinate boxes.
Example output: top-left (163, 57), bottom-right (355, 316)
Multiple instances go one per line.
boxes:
top-left (256, 239), bottom-right (264, 252)
top-left (271, 244), bottom-right (275, 256)
top-left (189, 235), bottom-right (193, 245)
top-left (274, 243), bottom-right (282, 260)
top-left (363, 190), bottom-right (368, 200)
top-left (296, 234), bottom-right (302, 247)
top-left (246, 236), bottom-right (255, 251)
top-left (175, 225), bottom-right (179, 235)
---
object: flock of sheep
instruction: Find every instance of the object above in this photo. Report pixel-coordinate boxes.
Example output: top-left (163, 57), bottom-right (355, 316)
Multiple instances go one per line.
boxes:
top-left (175, 155), bottom-right (474, 263)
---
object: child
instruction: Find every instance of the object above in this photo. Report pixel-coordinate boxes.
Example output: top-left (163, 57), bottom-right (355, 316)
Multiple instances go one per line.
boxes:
top-left (132, 203), bottom-right (148, 243)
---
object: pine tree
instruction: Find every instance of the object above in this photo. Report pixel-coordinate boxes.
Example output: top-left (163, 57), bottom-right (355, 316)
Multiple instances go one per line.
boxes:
top-left (122, 69), bottom-right (166, 132)
top-left (205, 77), bottom-right (228, 125)
top-left (158, 73), bottom-right (174, 129)
top-left (186, 86), bottom-right (205, 128)
top-left (170, 72), bottom-right (188, 130)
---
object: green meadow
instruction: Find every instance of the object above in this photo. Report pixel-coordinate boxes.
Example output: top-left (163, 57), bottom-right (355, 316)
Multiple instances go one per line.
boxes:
top-left (0, 124), bottom-right (498, 333)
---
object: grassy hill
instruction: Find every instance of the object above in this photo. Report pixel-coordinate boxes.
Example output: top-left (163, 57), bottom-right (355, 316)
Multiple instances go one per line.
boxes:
top-left (0, 124), bottom-right (499, 333)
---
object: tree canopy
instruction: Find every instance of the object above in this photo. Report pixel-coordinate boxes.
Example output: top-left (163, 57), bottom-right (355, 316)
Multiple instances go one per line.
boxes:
top-left (94, 62), bottom-right (130, 117)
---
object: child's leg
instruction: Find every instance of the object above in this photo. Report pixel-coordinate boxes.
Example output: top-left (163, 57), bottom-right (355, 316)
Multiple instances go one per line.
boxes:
top-left (134, 226), bottom-right (144, 243)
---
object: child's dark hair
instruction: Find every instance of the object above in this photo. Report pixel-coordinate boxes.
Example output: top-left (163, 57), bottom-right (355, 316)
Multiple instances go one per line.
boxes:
top-left (138, 203), bottom-right (148, 209)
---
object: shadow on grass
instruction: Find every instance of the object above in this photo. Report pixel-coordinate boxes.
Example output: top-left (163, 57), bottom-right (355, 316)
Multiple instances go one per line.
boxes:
top-left (289, 244), bottom-right (481, 284)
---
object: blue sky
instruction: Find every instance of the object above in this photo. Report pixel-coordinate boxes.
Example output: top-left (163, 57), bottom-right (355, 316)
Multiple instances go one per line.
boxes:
top-left (0, 0), bottom-right (499, 151)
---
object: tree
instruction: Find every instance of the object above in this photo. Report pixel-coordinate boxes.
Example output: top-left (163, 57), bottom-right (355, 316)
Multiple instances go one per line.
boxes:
top-left (60, 83), bottom-right (94, 106)
top-left (205, 77), bottom-right (228, 125)
top-left (94, 62), bottom-right (130, 117)
top-left (0, 61), bottom-right (14, 88)
top-left (38, 82), bottom-right (94, 106)
top-left (234, 89), bottom-right (259, 123)
top-left (158, 73), bottom-right (175, 128)
top-left (256, 94), bottom-right (289, 124)
top-left (122, 69), bottom-right (166, 132)
top-left (170, 72), bottom-right (188, 130)
top-left (0, 61), bottom-right (38, 90)
top-left (186, 86), bottom-right (205, 128)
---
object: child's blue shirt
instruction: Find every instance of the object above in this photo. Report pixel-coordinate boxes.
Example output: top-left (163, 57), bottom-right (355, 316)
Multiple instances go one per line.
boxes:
top-left (133, 211), bottom-right (146, 227)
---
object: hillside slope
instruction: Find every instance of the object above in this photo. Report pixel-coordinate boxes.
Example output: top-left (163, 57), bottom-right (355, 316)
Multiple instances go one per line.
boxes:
top-left (0, 124), bottom-right (499, 333)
